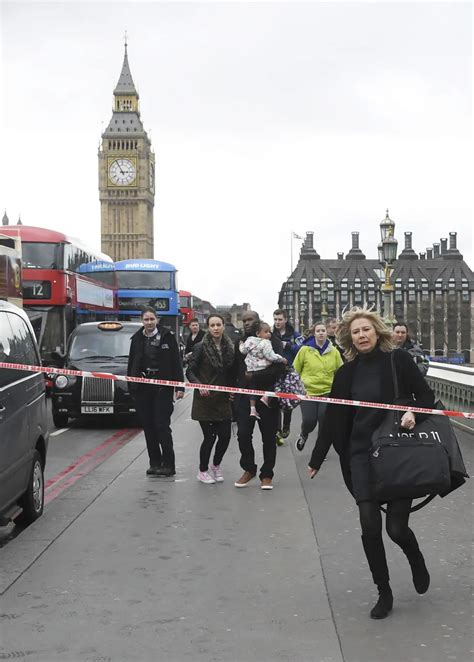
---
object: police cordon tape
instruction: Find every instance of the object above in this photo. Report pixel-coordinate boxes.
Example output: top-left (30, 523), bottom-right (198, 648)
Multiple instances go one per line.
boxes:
top-left (1, 361), bottom-right (473, 420)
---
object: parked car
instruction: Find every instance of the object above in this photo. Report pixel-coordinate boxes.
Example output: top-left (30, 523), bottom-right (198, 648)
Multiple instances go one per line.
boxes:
top-left (51, 321), bottom-right (141, 428)
top-left (0, 300), bottom-right (49, 526)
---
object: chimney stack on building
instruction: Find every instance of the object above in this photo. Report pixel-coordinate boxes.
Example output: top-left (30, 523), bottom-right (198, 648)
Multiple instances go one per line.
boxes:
top-left (346, 231), bottom-right (365, 259)
top-left (449, 232), bottom-right (457, 250)
top-left (399, 230), bottom-right (417, 260)
top-left (301, 231), bottom-right (320, 259)
top-left (419, 252), bottom-right (426, 260)
top-left (337, 252), bottom-right (344, 260)
top-left (433, 243), bottom-right (440, 258)
top-left (440, 238), bottom-right (448, 254)
top-left (427, 248), bottom-right (433, 259)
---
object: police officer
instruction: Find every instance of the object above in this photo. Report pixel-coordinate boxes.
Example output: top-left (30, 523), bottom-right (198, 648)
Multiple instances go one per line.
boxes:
top-left (127, 306), bottom-right (184, 476)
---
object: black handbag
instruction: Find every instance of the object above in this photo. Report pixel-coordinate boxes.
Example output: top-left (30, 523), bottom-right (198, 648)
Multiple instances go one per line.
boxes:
top-left (369, 353), bottom-right (452, 508)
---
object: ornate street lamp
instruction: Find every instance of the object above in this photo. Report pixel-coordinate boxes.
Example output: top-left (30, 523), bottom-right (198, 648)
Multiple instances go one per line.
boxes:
top-left (300, 301), bottom-right (306, 335)
top-left (378, 210), bottom-right (398, 322)
top-left (321, 277), bottom-right (329, 322)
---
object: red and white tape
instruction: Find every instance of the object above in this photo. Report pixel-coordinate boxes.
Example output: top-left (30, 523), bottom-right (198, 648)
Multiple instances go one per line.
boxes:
top-left (1, 361), bottom-right (473, 419)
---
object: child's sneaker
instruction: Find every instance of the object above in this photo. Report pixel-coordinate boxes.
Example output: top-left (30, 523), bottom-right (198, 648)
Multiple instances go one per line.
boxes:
top-left (197, 470), bottom-right (216, 484)
top-left (276, 433), bottom-right (285, 447)
top-left (250, 406), bottom-right (261, 419)
top-left (209, 464), bottom-right (224, 482)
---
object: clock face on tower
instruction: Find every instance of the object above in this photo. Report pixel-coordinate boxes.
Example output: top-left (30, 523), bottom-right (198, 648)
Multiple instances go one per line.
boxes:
top-left (108, 158), bottom-right (137, 186)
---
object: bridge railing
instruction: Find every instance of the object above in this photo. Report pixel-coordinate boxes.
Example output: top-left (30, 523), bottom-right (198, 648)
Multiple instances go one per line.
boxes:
top-left (425, 363), bottom-right (474, 417)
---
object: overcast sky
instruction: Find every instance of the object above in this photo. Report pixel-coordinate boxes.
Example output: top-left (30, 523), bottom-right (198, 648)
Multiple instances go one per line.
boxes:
top-left (1, 1), bottom-right (472, 322)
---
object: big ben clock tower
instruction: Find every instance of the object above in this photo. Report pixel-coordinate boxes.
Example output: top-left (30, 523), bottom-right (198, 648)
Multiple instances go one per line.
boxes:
top-left (99, 42), bottom-right (155, 260)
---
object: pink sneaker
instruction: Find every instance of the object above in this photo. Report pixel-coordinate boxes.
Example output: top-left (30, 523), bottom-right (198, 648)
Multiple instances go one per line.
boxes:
top-left (197, 470), bottom-right (215, 484)
top-left (209, 464), bottom-right (224, 482)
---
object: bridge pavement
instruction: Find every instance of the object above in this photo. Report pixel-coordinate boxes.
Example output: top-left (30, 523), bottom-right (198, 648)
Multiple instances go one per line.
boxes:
top-left (0, 396), bottom-right (472, 662)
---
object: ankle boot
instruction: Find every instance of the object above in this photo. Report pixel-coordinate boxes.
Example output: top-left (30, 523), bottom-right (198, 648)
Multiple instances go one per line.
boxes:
top-left (370, 584), bottom-right (393, 619)
top-left (408, 550), bottom-right (430, 594)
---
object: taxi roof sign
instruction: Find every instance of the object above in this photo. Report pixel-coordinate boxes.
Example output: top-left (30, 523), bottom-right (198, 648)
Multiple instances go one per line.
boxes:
top-left (98, 322), bottom-right (123, 331)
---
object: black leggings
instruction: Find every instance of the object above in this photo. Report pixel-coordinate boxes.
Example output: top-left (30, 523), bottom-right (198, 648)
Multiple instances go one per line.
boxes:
top-left (358, 499), bottom-right (421, 587)
top-left (198, 420), bottom-right (231, 472)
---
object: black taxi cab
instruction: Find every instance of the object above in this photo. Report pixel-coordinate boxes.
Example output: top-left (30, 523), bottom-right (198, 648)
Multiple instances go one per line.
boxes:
top-left (51, 321), bottom-right (141, 428)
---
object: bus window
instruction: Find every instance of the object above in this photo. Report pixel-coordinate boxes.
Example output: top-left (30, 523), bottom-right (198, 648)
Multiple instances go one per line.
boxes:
top-left (22, 242), bottom-right (62, 270)
top-left (117, 271), bottom-right (172, 290)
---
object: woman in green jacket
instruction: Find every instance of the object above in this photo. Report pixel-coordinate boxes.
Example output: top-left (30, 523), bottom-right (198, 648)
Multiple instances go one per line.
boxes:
top-left (293, 321), bottom-right (343, 451)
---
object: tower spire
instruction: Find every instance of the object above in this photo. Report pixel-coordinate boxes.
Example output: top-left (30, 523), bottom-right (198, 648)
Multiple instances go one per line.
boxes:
top-left (114, 38), bottom-right (138, 97)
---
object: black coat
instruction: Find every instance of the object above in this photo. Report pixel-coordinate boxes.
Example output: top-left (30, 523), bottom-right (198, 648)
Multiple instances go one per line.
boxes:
top-left (186, 338), bottom-right (234, 421)
top-left (185, 329), bottom-right (205, 355)
top-left (127, 325), bottom-right (184, 391)
top-left (309, 348), bottom-right (435, 495)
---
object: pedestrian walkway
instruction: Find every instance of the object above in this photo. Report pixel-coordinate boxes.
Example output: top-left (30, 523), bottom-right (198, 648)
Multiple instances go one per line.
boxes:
top-left (0, 399), bottom-right (472, 662)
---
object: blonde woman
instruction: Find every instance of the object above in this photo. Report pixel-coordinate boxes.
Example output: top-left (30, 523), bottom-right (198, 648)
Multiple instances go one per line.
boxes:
top-left (308, 308), bottom-right (435, 620)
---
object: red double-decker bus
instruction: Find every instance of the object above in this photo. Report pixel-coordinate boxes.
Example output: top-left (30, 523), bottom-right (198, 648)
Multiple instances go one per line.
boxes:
top-left (0, 226), bottom-right (115, 365)
top-left (179, 290), bottom-right (193, 327)
top-left (0, 234), bottom-right (22, 308)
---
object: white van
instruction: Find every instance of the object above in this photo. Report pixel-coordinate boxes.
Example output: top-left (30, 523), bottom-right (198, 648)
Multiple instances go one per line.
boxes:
top-left (0, 300), bottom-right (49, 525)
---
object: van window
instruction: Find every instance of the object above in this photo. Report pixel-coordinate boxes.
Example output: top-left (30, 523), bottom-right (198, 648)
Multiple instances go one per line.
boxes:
top-left (0, 312), bottom-right (39, 387)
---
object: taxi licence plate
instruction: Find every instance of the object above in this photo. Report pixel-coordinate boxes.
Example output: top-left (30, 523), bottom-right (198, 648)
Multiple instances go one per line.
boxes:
top-left (81, 406), bottom-right (114, 414)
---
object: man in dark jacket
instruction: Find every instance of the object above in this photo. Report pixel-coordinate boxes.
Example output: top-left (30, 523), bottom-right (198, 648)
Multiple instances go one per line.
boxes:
top-left (325, 318), bottom-right (345, 361)
top-left (127, 306), bottom-right (184, 477)
top-left (232, 310), bottom-right (284, 490)
top-left (184, 319), bottom-right (205, 361)
top-left (272, 309), bottom-right (304, 442)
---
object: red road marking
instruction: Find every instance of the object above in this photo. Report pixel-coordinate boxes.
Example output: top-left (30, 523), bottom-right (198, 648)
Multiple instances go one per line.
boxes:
top-left (45, 428), bottom-right (140, 505)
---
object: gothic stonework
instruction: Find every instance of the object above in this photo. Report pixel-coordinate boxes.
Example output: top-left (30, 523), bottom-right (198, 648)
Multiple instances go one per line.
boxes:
top-left (99, 43), bottom-right (155, 260)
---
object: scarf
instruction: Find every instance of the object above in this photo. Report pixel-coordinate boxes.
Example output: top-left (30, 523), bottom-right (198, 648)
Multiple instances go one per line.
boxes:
top-left (202, 332), bottom-right (235, 371)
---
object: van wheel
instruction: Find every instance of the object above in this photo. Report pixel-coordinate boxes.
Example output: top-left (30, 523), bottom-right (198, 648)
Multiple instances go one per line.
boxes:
top-left (17, 451), bottom-right (44, 525)
top-left (52, 410), bottom-right (68, 428)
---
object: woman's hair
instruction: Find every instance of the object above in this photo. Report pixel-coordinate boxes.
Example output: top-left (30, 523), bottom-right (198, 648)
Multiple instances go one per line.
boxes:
top-left (140, 305), bottom-right (157, 318)
top-left (336, 307), bottom-right (394, 361)
top-left (206, 313), bottom-right (225, 326)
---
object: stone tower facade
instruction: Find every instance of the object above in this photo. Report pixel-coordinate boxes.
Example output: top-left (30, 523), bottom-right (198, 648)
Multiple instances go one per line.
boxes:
top-left (99, 44), bottom-right (155, 260)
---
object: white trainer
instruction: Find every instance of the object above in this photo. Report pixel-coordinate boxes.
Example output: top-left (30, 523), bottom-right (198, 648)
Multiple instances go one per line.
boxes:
top-left (209, 464), bottom-right (224, 482)
top-left (197, 470), bottom-right (216, 484)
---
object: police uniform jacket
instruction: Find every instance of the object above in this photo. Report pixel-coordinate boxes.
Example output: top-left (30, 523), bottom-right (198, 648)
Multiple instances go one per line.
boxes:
top-left (127, 325), bottom-right (184, 392)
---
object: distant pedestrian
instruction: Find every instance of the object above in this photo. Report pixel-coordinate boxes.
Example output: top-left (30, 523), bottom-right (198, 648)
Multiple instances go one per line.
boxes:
top-left (127, 306), bottom-right (184, 477)
top-left (186, 314), bottom-right (234, 485)
top-left (184, 318), bottom-right (205, 360)
top-left (293, 321), bottom-right (343, 452)
top-left (232, 310), bottom-right (284, 490)
top-left (240, 321), bottom-right (287, 418)
top-left (272, 308), bottom-right (304, 443)
top-left (325, 317), bottom-right (345, 361)
top-left (308, 307), bottom-right (435, 620)
top-left (392, 322), bottom-right (429, 376)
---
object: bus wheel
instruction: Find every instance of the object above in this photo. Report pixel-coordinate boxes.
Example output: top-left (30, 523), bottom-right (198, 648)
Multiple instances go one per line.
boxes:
top-left (52, 410), bottom-right (68, 428)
